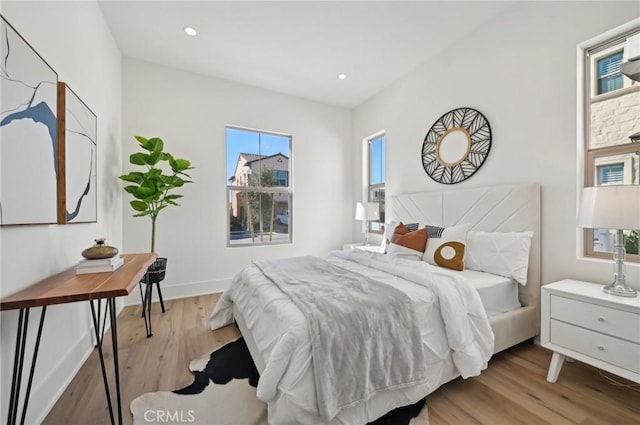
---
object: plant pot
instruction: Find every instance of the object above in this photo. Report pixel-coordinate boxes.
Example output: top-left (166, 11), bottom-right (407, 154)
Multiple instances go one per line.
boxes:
top-left (141, 257), bottom-right (167, 284)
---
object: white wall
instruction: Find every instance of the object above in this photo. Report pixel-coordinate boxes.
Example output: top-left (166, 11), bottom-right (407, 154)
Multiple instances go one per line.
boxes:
top-left (0, 1), bottom-right (122, 423)
top-left (121, 59), bottom-right (353, 303)
top-left (352, 1), bottom-right (640, 289)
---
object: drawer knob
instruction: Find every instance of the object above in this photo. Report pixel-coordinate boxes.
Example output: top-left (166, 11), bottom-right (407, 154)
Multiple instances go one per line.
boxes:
top-left (597, 317), bottom-right (605, 322)
top-left (598, 345), bottom-right (605, 351)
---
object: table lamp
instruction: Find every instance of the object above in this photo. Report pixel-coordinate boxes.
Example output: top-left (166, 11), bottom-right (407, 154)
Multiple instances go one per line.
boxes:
top-left (577, 185), bottom-right (640, 297)
top-left (355, 202), bottom-right (380, 246)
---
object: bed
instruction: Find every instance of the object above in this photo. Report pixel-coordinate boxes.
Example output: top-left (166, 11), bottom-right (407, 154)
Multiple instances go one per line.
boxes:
top-left (210, 182), bottom-right (541, 424)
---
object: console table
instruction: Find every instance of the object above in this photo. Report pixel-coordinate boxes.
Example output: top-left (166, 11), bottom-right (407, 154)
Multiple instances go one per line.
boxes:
top-left (1, 252), bottom-right (156, 425)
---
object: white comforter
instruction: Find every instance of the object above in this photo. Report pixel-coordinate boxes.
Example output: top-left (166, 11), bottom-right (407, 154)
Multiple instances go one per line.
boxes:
top-left (210, 250), bottom-right (494, 424)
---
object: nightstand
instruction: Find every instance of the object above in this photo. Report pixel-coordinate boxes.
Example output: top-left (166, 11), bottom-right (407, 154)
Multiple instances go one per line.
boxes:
top-left (342, 243), bottom-right (382, 253)
top-left (541, 279), bottom-right (640, 384)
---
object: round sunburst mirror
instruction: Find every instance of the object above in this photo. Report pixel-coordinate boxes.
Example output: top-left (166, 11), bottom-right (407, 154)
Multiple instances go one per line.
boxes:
top-left (422, 107), bottom-right (492, 184)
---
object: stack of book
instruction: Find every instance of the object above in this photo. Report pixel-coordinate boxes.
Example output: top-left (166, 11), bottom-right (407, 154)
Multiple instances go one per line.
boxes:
top-left (76, 256), bottom-right (124, 275)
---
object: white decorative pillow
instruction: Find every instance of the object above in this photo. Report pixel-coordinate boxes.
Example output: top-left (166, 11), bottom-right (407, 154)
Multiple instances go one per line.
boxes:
top-left (422, 223), bottom-right (470, 271)
top-left (465, 231), bottom-right (534, 285)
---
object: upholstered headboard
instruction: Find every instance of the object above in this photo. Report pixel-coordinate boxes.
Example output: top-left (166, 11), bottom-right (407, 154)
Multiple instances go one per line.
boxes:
top-left (391, 183), bottom-right (541, 313)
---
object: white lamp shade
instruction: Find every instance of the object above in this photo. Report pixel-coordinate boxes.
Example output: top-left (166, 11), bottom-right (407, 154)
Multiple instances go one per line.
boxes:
top-left (578, 185), bottom-right (640, 230)
top-left (355, 202), bottom-right (380, 221)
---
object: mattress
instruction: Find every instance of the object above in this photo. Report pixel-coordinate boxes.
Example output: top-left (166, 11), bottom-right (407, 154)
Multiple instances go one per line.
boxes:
top-left (433, 267), bottom-right (522, 316)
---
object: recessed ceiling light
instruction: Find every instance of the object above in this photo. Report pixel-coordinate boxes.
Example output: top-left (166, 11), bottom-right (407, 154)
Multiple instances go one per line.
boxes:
top-left (338, 73), bottom-right (347, 80)
top-left (184, 26), bottom-right (197, 36)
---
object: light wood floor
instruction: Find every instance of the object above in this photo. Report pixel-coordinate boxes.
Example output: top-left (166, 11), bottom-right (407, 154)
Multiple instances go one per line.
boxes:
top-left (44, 294), bottom-right (640, 425)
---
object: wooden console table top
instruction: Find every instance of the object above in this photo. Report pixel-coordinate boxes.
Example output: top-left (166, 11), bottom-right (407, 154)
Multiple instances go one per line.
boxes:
top-left (0, 253), bottom-right (157, 311)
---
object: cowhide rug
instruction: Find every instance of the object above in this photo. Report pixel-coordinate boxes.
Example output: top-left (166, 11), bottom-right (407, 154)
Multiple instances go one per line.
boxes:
top-left (130, 337), bottom-right (429, 425)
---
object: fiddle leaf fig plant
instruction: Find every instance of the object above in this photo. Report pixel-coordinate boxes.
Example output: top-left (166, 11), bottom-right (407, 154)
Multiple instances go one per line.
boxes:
top-left (119, 136), bottom-right (193, 253)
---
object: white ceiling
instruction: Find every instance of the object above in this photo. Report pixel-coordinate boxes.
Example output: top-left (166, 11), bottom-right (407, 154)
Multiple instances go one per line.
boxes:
top-left (99, 1), bottom-right (515, 108)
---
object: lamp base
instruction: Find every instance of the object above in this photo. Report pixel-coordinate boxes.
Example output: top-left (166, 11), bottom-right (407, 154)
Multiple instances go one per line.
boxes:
top-left (602, 230), bottom-right (637, 298)
top-left (603, 282), bottom-right (638, 298)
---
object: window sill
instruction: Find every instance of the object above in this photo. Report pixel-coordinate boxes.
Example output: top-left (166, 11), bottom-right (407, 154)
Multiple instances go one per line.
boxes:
top-left (577, 255), bottom-right (640, 268)
top-left (590, 85), bottom-right (639, 104)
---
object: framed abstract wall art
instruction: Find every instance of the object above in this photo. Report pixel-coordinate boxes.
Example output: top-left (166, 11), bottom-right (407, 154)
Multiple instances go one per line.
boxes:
top-left (1, 15), bottom-right (59, 225)
top-left (57, 82), bottom-right (97, 224)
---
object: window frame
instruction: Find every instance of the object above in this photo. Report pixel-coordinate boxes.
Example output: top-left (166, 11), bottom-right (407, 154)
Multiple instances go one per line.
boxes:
top-left (581, 23), bottom-right (640, 263)
top-left (366, 132), bottom-right (386, 234)
top-left (226, 126), bottom-right (293, 247)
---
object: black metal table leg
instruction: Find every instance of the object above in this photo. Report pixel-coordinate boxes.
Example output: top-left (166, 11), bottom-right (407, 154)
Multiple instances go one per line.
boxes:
top-left (90, 300), bottom-right (116, 425)
top-left (139, 282), bottom-right (153, 338)
top-left (89, 297), bottom-right (125, 425)
top-left (139, 282), bottom-right (145, 318)
top-left (7, 307), bottom-right (47, 425)
top-left (109, 298), bottom-right (123, 425)
top-left (8, 309), bottom-right (27, 425)
top-left (19, 306), bottom-right (46, 425)
top-left (94, 298), bottom-right (108, 347)
top-left (145, 282), bottom-right (153, 337)
top-left (140, 282), bottom-right (154, 337)
top-left (156, 283), bottom-right (166, 313)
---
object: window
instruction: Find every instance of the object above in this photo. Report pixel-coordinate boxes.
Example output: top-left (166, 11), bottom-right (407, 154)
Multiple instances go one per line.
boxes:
top-left (597, 51), bottom-right (623, 94)
top-left (367, 133), bottom-right (385, 233)
top-left (274, 170), bottom-right (288, 187)
top-left (597, 163), bottom-right (624, 185)
top-left (582, 27), bottom-right (640, 261)
top-left (226, 127), bottom-right (292, 246)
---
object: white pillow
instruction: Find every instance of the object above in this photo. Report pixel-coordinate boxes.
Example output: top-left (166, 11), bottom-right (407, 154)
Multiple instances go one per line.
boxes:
top-left (380, 221), bottom-right (398, 252)
top-left (465, 230), bottom-right (533, 285)
top-left (422, 223), bottom-right (470, 271)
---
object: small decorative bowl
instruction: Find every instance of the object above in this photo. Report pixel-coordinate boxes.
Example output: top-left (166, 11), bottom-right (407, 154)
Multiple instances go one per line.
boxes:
top-left (82, 238), bottom-right (119, 259)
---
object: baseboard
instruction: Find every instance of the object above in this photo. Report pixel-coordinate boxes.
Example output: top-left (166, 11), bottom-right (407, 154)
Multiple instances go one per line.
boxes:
top-left (122, 277), bottom-right (231, 306)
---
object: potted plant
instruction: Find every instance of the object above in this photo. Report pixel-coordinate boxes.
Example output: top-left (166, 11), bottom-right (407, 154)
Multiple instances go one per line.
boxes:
top-left (119, 136), bottom-right (193, 253)
top-left (119, 136), bottom-right (193, 334)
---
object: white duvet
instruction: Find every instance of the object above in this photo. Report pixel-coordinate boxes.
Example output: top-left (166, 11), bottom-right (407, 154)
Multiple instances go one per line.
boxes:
top-left (210, 250), bottom-right (494, 424)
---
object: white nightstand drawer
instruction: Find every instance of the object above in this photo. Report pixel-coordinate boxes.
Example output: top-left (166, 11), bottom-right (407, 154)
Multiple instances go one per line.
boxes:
top-left (550, 320), bottom-right (640, 374)
top-left (550, 294), bottom-right (640, 342)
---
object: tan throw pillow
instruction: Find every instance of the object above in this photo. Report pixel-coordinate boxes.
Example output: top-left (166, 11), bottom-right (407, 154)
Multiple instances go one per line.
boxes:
top-left (382, 221), bottom-right (419, 253)
top-left (422, 223), bottom-right (470, 271)
top-left (387, 222), bottom-right (428, 260)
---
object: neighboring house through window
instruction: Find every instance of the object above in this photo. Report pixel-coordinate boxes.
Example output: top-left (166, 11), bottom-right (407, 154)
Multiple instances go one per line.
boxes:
top-left (226, 127), bottom-right (292, 246)
top-left (366, 132), bottom-right (386, 233)
top-left (582, 26), bottom-right (640, 260)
